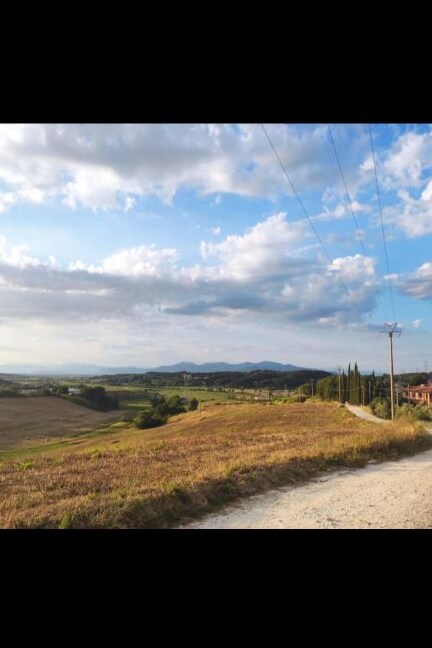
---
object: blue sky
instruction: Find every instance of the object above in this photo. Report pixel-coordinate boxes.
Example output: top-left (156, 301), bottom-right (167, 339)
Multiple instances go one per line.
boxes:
top-left (0, 123), bottom-right (431, 372)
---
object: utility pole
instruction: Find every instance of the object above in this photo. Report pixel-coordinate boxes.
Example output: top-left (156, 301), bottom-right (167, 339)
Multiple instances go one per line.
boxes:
top-left (380, 322), bottom-right (402, 421)
top-left (368, 380), bottom-right (371, 404)
top-left (310, 379), bottom-right (314, 399)
top-left (183, 373), bottom-right (191, 402)
top-left (337, 366), bottom-right (342, 404)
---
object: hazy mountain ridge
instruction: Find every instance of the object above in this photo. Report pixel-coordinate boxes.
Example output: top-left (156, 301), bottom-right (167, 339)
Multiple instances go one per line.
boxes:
top-left (1, 360), bottom-right (307, 376)
top-left (149, 361), bottom-right (304, 373)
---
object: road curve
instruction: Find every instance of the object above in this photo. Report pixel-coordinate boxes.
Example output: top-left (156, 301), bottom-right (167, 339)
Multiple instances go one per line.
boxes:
top-left (181, 449), bottom-right (432, 529)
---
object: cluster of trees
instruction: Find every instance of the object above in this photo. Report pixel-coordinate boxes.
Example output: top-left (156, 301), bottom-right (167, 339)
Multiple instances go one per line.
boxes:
top-left (135, 394), bottom-right (198, 430)
top-left (51, 385), bottom-right (69, 394)
top-left (68, 386), bottom-right (119, 412)
top-left (97, 369), bottom-right (332, 391)
top-left (315, 365), bottom-right (430, 408)
top-left (316, 364), bottom-right (385, 405)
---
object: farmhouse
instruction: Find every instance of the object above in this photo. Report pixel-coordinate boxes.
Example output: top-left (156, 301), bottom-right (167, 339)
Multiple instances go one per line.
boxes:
top-left (404, 384), bottom-right (432, 406)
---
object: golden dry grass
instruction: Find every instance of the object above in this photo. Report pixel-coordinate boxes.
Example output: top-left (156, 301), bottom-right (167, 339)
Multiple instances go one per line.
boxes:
top-left (0, 402), bottom-right (430, 528)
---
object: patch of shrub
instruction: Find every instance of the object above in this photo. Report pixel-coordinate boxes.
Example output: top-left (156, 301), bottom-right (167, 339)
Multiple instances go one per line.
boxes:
top-left (189, 397), bottom-right (199, 411)
top-left (370, 397), bottom-right (391, 420)
top-left (397, 403), bottom-right (432, 421)
top-left (134, 410), bottom-right (169, 429)
top-left (166, 395), bottom-right (187, 414)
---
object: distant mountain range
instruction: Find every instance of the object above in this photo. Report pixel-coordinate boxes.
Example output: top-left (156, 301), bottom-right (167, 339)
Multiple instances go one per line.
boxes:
top-left (0, 360), bottom-right (308, 376)
top-left (148, 361), bottom-right (304, 373)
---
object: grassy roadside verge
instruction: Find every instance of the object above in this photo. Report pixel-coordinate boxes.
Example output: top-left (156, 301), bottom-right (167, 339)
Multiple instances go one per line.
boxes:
top-left (1, 402), bottom-right (431, 528)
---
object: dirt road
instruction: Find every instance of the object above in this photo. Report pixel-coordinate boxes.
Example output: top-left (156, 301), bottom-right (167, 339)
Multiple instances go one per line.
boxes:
top-left (343, 403), bottom-right (387, 423)
top-left (183, 448), bottom-right (432, 528)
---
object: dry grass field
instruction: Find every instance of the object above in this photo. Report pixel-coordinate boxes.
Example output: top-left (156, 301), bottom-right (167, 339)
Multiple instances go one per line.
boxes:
top-left (0, 397), bottom-right (121, 449)
top-left (1, 401), bottom-right (431, 528)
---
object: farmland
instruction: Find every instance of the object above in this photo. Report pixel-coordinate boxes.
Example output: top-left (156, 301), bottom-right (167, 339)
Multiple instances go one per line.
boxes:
top-left (0, 400), bottom-right (431, 528)
top-left (104, 386), bottom-right (232, 412)
top-left (0, 397), bottom-right (120, 450)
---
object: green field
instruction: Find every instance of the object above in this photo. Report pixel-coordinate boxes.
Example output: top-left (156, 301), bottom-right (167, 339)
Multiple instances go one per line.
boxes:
top-left (103, 386), bottom-right (234, 411)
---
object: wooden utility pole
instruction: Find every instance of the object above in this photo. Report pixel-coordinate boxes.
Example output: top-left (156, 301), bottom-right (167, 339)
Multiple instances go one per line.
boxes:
top-left (337, 366), bottom-right (342, 403)
top-left (310, 379), bottom-right (314, 398)
top-left (380, 322), bottom-right (402, 421)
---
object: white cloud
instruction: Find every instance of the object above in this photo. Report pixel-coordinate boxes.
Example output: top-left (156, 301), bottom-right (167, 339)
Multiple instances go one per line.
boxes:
top-left (399, 262), bottom-right (432, 299)
top-left (69, 244), bottom-right (179, 277)
top-left (200, 212), bottom-right (308, 280)
top-left (0, 123), bottom-right (368, 214)
top-left (211, 226), bottom-right (221, 235)
top-left (412, 318), bottom-right (422, 328)
top-left (0, 219), bottom-right (380, 328)
top-left (0, 235), bottom-right (41, 268)
top-left (314, 200), bottom-right (367, 222)
top-left (0, 192), bottom-right (16, 213)
top-left (384, 184), bottom-right (432, 237)
top-left (382, 131), bottom-right (432, 188)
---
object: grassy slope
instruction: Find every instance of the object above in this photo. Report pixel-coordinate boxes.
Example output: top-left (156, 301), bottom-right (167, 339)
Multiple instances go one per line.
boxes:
top-left (0, 401), bottom-right (431, 528)
top-left (0, 396), bottom-right (121, 450)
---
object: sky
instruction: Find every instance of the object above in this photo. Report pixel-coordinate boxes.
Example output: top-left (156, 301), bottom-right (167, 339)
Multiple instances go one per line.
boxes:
top-left (0, 122), bottom-right (431, 373)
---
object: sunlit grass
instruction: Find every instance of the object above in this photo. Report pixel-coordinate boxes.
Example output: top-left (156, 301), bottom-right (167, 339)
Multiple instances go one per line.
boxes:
top-left (0, 402), bottom-right (430, 528)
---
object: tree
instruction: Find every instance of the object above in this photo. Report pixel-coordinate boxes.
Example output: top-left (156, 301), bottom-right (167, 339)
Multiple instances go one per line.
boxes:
top-left (298, 383), bottom-right (311, 397)
top-left (134, 410), bottom-right (168, 429)
top-left (189, 397), bottom-right (199, 411)
top-left (166, 395), bottom-right (186, 414)
top-left (316, 376), bottom-right (338, 401)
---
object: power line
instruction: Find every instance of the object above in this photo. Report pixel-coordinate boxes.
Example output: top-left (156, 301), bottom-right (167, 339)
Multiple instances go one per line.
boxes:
top-left (327, 125), bottom-right (383, 316)
top-left (261, 123), bottom-right (364, 323)
top-left (369, 125), bottom-right (397, 323)
top-left (327, 125), bottom-right (368, 256)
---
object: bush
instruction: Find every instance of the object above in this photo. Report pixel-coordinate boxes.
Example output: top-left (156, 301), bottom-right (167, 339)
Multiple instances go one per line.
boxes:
top-left (274, 395), bottom-right (307, 404)
top-left (134, 410), bottom-right (168, 429)
top-left (149, 393), bottom-right (166, 406)
top-left (52, 385), bottom-right (69, 394)
top-left (189, 397), bottom-right (199, 411)
top-left (370, 397), bottom-right (391, 419)
top-left (166, 395), bottom-right (186, 415)
top-left (397, 403), bottom-right (432, 421)
top-left (152, 401), bottom-right (167, 417)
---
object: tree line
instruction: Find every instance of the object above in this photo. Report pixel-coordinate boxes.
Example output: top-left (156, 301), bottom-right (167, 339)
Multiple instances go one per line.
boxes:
top-left (94, 369), bottom-right (332, 390)
top-left (315, 365), bottom-right (430, 406)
